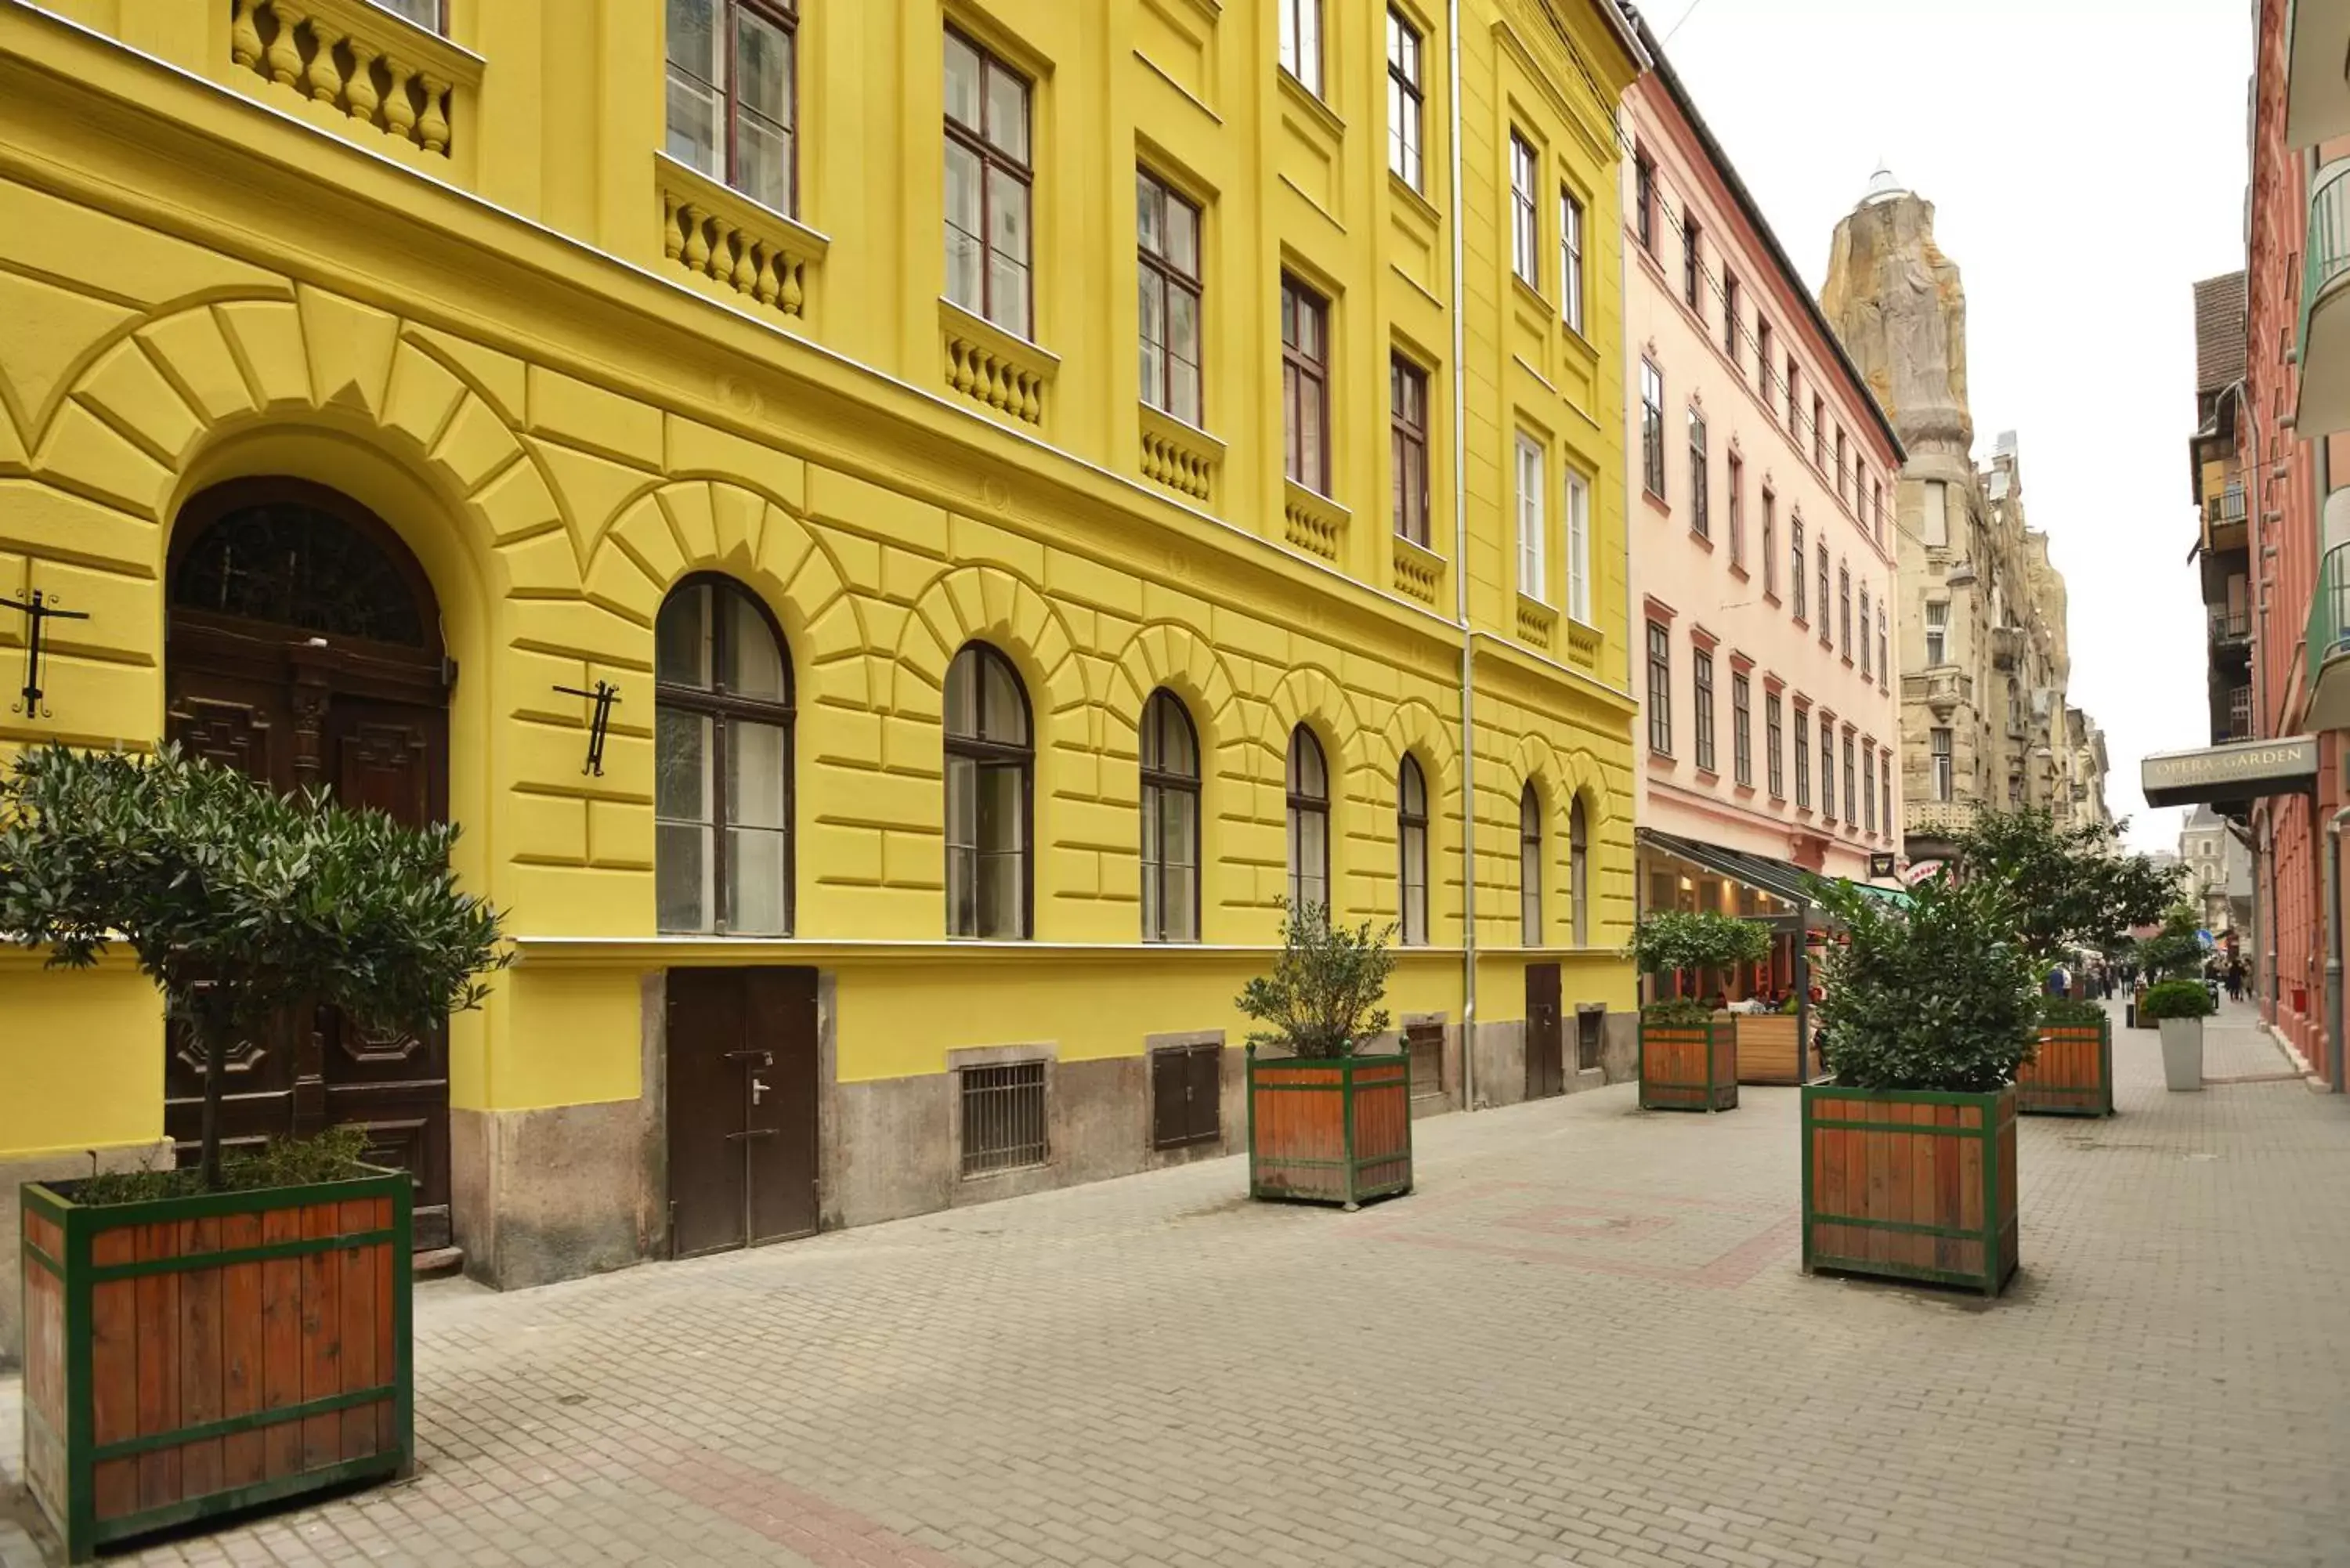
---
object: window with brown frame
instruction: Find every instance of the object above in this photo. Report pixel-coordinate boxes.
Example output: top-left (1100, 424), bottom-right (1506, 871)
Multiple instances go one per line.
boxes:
top-left (1520, 783), bottom-right (1542, 946)
top-left (375, 0), bottom-right (446, 34)
top-left (1732, 670), bottom-right (1752, 788)
top-left (1386, 9), bottom-right (1423, 189)
top-left (1727, 452), bottom-right (1744, 568)
top-left (1761, 488), bottom-right (1776, 596)
top-left (1282, 276), bottom-right (1330, 494)
top-left (1693, 647), bottom-right (1716, 773)
top-left (1140, 690), bottom-right (1200, 943)
top-left (1569, 796), bottom-right (1589, 946)
top-left (945, 641), bottom-right (1032, 939)
top-left (1766, 692), bottom-right (1784, 799)
top-left (1137, 169), bottom-right (1203, 426)
top-left (944, 31), bottom-right (1033, 338)
top-left (1278, 0), bottom-right (1324, 96)
top-left (1633, 150), bottom-right (1656, 251)
top-left (656, 575), bottom-right (795, 937)
top-left (1287, 726), bottom-right (1331, 911)
top-left (1391, 355), bottom-right (1430, 546)
top-left (1510, 132), bottom-right (1540, 287)
top-left (1397, 757), bottom-right (1430, 946)
top-left (665, 0), bottom-right (798, 215)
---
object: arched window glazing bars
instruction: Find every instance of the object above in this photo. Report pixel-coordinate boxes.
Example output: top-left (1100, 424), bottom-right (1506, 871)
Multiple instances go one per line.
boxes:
top-left (1520, 783), bottom-right (1542, 947)
top-left (1140, 691), bottom-right (1200, 942)
top-left (1569, 795), bottom-right (1590, 948)
top-left (1285, 727), bottom-right (1330, 914)
top-left (945, 643), bottom-right (1032, 938)
top-left (654, 576), bottom-right (794, 935)
top-left (1397, 756), bottom-right (1429, 946)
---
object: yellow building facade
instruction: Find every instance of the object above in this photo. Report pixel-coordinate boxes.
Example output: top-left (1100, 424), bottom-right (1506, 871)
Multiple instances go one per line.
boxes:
top-left (0, 0), bottom-right (1643, 1329)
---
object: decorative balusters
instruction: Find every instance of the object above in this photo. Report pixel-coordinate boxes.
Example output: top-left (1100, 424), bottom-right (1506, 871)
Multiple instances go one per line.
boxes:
top-left (1390, 540), bottom-right (1441, 605)
top-left (1140, 427), bottom-right (1214, 502)
top-left (228, 1), bottom-right (461, 160)
top-left (660, 186), bottom-right (815, 323)
top-left (1282, 490), bottom-right (1347, 562)
top-left (944, 334), bottom-right (1047, 425)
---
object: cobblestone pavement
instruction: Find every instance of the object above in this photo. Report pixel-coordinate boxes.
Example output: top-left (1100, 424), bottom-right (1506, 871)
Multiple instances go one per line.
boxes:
top-left (8, 999), bottom-right (2350, 1567)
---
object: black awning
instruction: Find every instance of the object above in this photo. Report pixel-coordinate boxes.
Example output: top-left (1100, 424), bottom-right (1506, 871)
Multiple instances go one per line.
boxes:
top-left (1640, 828), bottom-right (1814, 908)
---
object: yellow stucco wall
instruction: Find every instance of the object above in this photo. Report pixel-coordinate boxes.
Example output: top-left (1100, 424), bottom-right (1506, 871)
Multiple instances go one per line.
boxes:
top-left (0, 0), bottom-right (1640, 1150)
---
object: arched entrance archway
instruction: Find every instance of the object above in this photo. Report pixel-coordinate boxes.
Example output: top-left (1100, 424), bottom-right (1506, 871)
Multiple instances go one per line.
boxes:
top-left (164, 478), bottom-right (455, 1251)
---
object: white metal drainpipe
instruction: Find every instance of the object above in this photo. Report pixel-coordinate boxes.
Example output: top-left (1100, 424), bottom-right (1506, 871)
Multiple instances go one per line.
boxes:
top-left (2326, 804), bottom-right (2350, 1093)
top-left (1447, 0), bottom-right (1477, 1109)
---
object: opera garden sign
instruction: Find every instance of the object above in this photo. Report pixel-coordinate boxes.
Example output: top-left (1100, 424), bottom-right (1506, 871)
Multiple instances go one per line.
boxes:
top-left (2140, 736), bottom-right (2319, 809)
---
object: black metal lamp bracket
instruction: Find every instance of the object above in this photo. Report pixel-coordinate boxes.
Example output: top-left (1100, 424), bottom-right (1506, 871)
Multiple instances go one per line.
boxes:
top-left (2, 588), bottom-right (90, 721)
top-left (552, 680), bottom-right (621, 775)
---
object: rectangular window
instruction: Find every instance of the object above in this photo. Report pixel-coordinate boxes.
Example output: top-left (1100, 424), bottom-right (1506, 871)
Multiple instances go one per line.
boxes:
top-left (1925, 601), bottom-right (1948, 666)
top-left (1560, 190), bottom-right (1585, 334)
top-left (1785, 359), bottom-right (1799, 434)
top-left (1761, 490), bottom-right (1777, 596)
top-left (1842, 730), bottom-right (1857, 825)
top-left (1687, 409), bottom-right (1708, 539)
top-left (1281, 276), bottom-right (1329, 493)
top-left (1565, 470), bottom-right (1592, 623)
top-left (1790, 516), bottom-right (1806, 620)
top-left (1882, 749), bottom-right (1893, 831)
top-left (960, 1060), bottom-right (1047, 1176)
top-left (1766, 693), bottom-right (1785, 799)
top-left (1693, 649), bottom-right (1716, 772)
top-left (1812, 396), bottom-right (1826, 467)
top-left (666, 0), bottom-right (799, 215)
top-left (1647, 621), bottom-right (1672, 755)
top-left (1863, 746), bottom-right (1877, 833)
top-left (1872, 479), bottom-right (1885, 542)
top-left (1723, 275), bottom-right (1741, 366)
top-left (1816, 544), bottom-right (1830, 643)
top-left (374, 0), bottom-right (445, 29)
top-left (1931, 728), bottom-right (1954, 803)
top-left (944, 31), bottom-right (1033, 338)
top-left (1794, 706), bottom-right (1811, 808)
top-left (1634, 150), bottom-right (1655, 251)
top-left (1137, 169), bottom-right (1203, 427)
top-left (1517, 435), bottom-right (1547, 601)
top-left (1835, 428), bottom-right (1848, 500)
top-left (1820, 723), bottom-right (1835, 822)
top-left (1756, 320), bottom-right (1773, 401)
top-left (1726, 453), bottom-right (1744, 569)
top-left (1386, 9), bottom-right (1423, 189)
top-left (1859, 587), bottom-right (1872, 677)
top-left (1838, 565), bottom-right (1852, 656)
top-left (1682, 214), bottom-right (1701, 314)
top-left (1878, 607), bottom-right (1889, 682)
top-left (1732, 672), bottom-right (1752, 787)
top-left (1278, 0), bottom-right (1323, 96)
top-left (1922, 479), bottom-right (1950, 547)
top-left (1640, 359), bottom-right (1665, 498)
top-left (1510, 133), bottom-right (1540, 287)
top-left (1391, 356), bottom-right (1430, 547)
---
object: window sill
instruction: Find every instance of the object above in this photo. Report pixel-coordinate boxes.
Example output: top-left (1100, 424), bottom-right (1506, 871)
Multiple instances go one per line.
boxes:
top-left (1733, 783), bottom-right (1757, 798)
top-left (1841, 655), bottom-right (1855, 668)
top-left (1688, 528), bottom-right (1714, 552)
top-left (658, 151), bottom-right (830, 323)
top-left (1139, 403), bottom-right (1224, 505)
top-left (1762, 590), bottom-right (1781, 607)
top-left (1390, 170), bottom-right (1442, 226)
top-left (1282, 481), bottom-right (1349, 562)
top-left (1511, 272), bottom-right (1551, 316)
top-left (940, 298), bottom-right (1059, 427)
top-left (1390, 532), bottom-right (1447, 607)
top-left (1516, 594), bottom-right (1558, 653)
top-left (1647, 750), bottom-right (1676, 768)
top-left (1693, 768), bottom-right (1721, 786)
top-left (1642, 490), bottom-right (1671, 518)
top-left (1727, 562), bottom-right (1748, 581)
top-left (1278, 68), bottom-right (1345, 139)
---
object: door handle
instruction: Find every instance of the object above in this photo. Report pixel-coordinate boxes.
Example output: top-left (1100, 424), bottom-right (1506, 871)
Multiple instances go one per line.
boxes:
top-left (751, 1076), bottom-right (769, 1105)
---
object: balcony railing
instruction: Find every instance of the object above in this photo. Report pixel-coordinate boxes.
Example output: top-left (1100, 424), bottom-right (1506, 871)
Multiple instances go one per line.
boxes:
top-left (2204, 486), bottom-right (2247, 526)
top-left (2299, 161), bottom-right (2350, 437)
top-left (2208, 607), bottom-right (2251, 645)
top-left (2308, 541), bottom-right (2350, 729)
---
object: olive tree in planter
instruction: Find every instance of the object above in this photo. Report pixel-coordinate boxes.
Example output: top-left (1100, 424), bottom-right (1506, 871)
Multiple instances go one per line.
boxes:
top-left (1236, 901), bottom-right (1408, 1208)
top-left (2, 743), bottom-right (506, 1561)
top-left (1626, 910), bottom-right (1772, 1111)
top-left (1802, 870), bottom-right (2038, 1296)
top-left (2142, 978), bottom-right (2217, 1093)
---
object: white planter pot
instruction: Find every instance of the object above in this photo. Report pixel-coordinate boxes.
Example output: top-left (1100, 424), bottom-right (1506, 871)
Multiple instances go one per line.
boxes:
top-left (2157, 1016), bottom-right (2204, 1092)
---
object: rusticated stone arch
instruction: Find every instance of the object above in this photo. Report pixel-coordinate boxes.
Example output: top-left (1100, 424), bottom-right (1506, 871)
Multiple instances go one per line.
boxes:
top-left (891, 562), bottom-right (1083, 729)
top-left (1106, 620), bottom-right (1240, 766)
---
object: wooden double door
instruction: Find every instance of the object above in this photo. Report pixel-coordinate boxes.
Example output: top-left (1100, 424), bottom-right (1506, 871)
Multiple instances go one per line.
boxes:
top-left (164, 480), bottom-right (456, 1251)
top-left (665, 968), bottom-right (822, 1257)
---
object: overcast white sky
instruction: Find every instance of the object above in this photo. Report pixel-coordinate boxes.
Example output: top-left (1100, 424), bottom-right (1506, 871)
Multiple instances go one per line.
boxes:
top-left (1655, 0), bottom-right (2251, 853)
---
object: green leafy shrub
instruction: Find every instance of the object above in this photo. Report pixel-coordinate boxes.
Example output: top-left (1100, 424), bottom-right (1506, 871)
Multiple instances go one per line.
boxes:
top-left (2141, 978), bottom-right (2217, 1021)
top-left (1236, 901), bottom-right (1397, 1059)
top-left (2038, 995), bottom-right (2108, 1027)
top-left (1810, 871), bottom-right (2039, 1093)
top-left (1625, 909), bottom-right (1772, 981)
top-left (1951, 808), bottom-right (2182, 964)
top-left (1640, 995), bottom-right (1716, 1026)
top-left (73, 1127), bottom-right (374, 1208)
top-left (2134, 905), bottom-right (2207, 983)
top-left (0, 743), bottom-right (509, 1190)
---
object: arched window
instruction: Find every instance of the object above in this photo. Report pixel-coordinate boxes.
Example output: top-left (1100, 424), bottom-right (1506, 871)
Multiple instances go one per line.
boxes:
top-left (1520, 783), bottom-right (1542, 947)
top-left (1397, 756), bottom-right (1429, 946)
top-left (656, 575), bottom-right (794, 935)
top-left (945, 642), bottom-right (1032, 938)
top-left (1140, 690), bottom-right (1200, 942)
top-left (1569, 795), bottom-right (1590, 947)
top-left (1285, 727), bottom-right (1329, 912)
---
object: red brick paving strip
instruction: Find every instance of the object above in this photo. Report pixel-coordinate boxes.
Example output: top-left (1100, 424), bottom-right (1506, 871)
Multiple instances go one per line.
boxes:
top-left (648, 1448), bottom-right (966, 1567)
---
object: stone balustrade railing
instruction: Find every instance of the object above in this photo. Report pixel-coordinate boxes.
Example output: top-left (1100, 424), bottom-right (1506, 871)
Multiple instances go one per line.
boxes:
top-left (658, 155), bottom-right (827, 324)
top-left (1282, 484), bottom-right (1347, 562)
top-left (230, 0), bottom-right (479, 160)
top-left (1390, 537), bottom-right (1443, 607)
top-left (1516, 597), bottom-right (1556, 653)
top-left (1138, 406), bottom-right (1219, 504)
top-left (940, 302), bottom-right (1054, 427)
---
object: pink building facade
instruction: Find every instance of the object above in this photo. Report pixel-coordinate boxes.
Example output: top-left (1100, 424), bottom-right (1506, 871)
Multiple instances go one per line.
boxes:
top-left (1618, 29), bottom-right (1904, 992)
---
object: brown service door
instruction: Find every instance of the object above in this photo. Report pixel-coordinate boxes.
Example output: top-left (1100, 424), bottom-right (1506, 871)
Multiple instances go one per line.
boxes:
top-left (1524, 963), bottom-right (1564, 1100)
top-left (667, 967), bottom-right (821, 1258)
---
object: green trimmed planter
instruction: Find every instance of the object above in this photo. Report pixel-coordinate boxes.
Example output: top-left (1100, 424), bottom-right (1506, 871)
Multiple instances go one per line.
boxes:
top-left (19, 1166), bottom-right (414, 1562)
top-left (1246, 1046), bottom-right (1413, 1208)
top-left (1802, 1084), bottom-right (2018, 1296)
top-left (2015, 1017), bottom-right (2113, 1117)
top-left (1639, 1015), bottom-right (1737, 1111)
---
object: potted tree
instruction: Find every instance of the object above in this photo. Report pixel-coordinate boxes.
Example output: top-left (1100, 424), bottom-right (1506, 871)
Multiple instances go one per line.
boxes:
top-left (2136, 907), bottom-right (2216, 1091)
top-left (1801, 869), bottom-right (2038, 1296)
top-left (1626, 910), bottom-right (1773, 1111)
top-left (1237, 902), bottom-right (1408, 1209)
top-left (1950, 809), bottom-right (2178, 1117)
top-left (3, 743), bottom-right (506, 1562)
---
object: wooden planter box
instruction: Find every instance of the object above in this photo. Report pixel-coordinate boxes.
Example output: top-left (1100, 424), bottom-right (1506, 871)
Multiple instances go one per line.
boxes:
top-left (1802, 1085), bottom-right (2018, 1296)
top-left (2015, 1018), bottom-right (2113, 1117)
top-left (1733, 1014), bottom-right (1814, 1086)
top-left (1246, 1048), bottom-right (1412, 1208)
top-left (20, 1168), bottom-right (413, 1563)
top-left (1640, 1015), bottom-right (1737, 1111)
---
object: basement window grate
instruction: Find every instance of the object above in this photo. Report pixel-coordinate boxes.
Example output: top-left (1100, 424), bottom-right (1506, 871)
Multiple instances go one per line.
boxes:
top-left (960, 1060), bottom-right (1047, 1176)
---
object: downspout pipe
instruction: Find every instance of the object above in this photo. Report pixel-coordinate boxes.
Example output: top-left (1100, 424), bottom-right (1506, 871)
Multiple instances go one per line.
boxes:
top-left (1447, 0), bottom-right (1476, 1109)
top-left (2326, 805), bottom-right (2350, 1091)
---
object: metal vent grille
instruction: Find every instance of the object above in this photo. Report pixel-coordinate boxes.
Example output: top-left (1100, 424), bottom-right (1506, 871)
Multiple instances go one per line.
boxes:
top-left (960, 1061), bottom-right (1047, 1176)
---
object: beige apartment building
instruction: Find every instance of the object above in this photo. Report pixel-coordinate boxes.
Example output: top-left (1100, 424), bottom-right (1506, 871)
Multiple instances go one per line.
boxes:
top-left (1820, 172), bottom-right (2110, 858)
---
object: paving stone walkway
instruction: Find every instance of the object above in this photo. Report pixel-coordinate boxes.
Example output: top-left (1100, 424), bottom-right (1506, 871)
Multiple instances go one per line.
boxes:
top-left (7, 998), bottom-right (2349, 1567)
